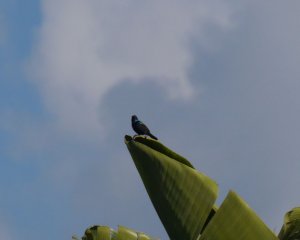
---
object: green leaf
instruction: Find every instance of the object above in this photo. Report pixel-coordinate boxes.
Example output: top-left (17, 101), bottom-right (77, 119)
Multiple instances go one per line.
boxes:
top-left (132, 136), bottom-right (194, 168)
top-left (83, 226), bottom-right (116, 240)
top-left (116, 226), bottom-right (158, 240)
top-left (116, 226), bottom-right (138, 240)
top-left (137, 232), bottom-right (159, 240)
top-left (125, 135), bottom-right (218, 240)
top-left (278, 207), bottom-right (300, 240)
top-left (199, 191), bottom-right (279, 240)
top-left (81, 225), bottom-right (158, 240)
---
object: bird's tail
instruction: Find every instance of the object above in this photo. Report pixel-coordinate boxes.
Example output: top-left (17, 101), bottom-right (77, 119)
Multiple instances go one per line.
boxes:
top-left (148, 132), bottom-right (158, 140)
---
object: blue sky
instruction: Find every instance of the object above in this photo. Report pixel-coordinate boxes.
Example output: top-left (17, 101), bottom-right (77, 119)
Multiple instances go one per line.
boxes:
top-left (1, 0), bottom-right (300, 239)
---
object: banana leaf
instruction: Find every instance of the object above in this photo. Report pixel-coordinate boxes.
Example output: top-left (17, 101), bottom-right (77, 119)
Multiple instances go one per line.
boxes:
top-left (77, 135), bottom-right (297, 240)
top-left (278, 207), bottom-right (300, 240)
top-left (199, 191), bottom-right (279, 240)
top-left (82, 225), bottom-right (116, 240)
top-left (125, 135), bottom-right (218, 240)
top-left (116, 226), bottom-right (138, 240)
top-left (131, 136), bottom-right (194, 168)
top-left (81, 225), bottom-right (158, 240)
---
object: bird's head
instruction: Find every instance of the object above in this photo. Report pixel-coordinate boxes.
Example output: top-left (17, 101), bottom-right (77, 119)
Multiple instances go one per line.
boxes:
top-left (131, 115), bottom-right (138, 122)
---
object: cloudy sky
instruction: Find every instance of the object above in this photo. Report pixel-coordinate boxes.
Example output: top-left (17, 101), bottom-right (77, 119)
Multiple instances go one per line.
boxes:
top-left (1, 0), bottom-right (300, 239)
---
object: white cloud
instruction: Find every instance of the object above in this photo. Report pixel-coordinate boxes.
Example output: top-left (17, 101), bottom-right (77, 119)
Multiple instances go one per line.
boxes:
top-left (28, 0), bottom-right (235, 137)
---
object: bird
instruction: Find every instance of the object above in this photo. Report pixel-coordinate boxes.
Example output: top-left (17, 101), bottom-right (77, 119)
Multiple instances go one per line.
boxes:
top-left (131, 115), bottom-right (158, 140)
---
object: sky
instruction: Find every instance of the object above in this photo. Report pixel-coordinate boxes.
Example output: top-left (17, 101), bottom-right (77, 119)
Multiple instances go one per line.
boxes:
top-left (0, 0), bottom-right (300, 239)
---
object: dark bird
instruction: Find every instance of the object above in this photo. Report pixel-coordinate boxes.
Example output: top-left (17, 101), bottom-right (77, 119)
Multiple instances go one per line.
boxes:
top-left (131, 115), bottom-right (158, 140)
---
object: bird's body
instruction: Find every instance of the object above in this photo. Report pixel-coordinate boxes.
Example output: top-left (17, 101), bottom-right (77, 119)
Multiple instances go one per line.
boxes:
top-left (131, 115), bottom-right (158, 140)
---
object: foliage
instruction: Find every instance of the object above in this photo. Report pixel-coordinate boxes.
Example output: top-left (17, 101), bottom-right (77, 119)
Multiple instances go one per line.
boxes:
top-left (278, 207), bottom-right (300, 240)
top-left (78, 225), bottom-right (159, 240)
top-left (76, 135), bottom-right (300, 240)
